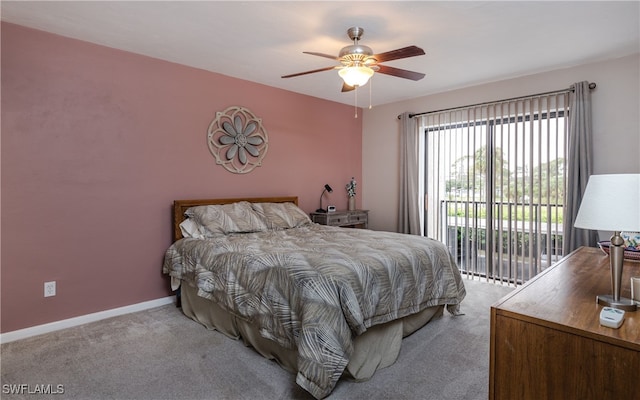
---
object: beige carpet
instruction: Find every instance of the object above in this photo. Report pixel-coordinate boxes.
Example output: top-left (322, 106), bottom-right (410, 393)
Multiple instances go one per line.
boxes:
top-left (1, 279), bottom-right (513, 400)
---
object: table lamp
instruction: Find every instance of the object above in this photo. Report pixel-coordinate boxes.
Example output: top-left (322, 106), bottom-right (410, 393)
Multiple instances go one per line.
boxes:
top-left (574, 173), bottom-right (640, 311)
top-left (316, 184), bottom-right (333, 213)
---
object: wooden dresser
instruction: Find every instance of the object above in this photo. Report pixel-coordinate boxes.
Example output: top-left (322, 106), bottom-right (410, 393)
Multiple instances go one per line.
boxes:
top-left (489, 246), bottom-right (640, 400)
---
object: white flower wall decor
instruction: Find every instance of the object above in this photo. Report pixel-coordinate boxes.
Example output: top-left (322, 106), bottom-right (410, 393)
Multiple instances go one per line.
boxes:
top-left (207, 106), bottom-right (269, 174)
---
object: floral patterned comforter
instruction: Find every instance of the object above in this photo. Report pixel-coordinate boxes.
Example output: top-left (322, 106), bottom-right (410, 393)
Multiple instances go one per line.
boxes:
top-left (162, 224), bottom-right (465, 399)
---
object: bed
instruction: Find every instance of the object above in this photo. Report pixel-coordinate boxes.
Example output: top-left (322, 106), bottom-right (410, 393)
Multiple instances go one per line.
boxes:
top-left (162, 196), bottom-right (466, 399)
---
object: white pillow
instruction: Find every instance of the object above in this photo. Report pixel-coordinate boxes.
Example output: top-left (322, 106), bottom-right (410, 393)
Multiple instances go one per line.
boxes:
top-left (179, 218), bottom-right (207, 239)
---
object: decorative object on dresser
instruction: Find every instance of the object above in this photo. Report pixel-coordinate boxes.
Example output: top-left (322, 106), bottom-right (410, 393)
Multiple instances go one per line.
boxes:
top-left (315, 183), bottom-right (333, 212)
top-left (622, 231), bottom-right (640, 251)
top-left (574, 173), bottom-right (640, 311)
top-left (597, 240), bottom-right (640, 261)
top-left (346, 176), bottom-right (357, 211)
top-left (207, 106), bottom-right (269, 174)
top-left (310, 209), bottom-right (368, 229)
top-left (489, 246), bottom-right (640, 400)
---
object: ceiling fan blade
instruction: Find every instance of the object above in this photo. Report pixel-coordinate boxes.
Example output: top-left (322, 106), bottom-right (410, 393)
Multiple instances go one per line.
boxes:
top-left (370, 45), bottom-right (425, 63)
top-left (376, 64), bottom-right (425, 81)
top-left (281, 66), bottom-right (337, 78)
top-left (303, 51), bottom-right (340, 61)
top-left (341, 82), bottom-right (355, 92)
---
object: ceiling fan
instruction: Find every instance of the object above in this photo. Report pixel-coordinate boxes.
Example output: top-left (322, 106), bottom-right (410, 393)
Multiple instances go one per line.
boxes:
top-left (281, 27), bottom-right (426, 92)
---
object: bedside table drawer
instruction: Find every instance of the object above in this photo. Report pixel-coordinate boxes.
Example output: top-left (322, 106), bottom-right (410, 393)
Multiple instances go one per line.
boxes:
top-left (326, 214), bottom-right (349, 226)
top-left (348, 212), bottom-right (367, 225)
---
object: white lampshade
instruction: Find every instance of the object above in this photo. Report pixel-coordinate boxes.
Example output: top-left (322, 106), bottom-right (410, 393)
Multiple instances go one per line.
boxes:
top-left (574, 174), bottom-right (640, 232)
top-left (338, 66), bottom-right (374, 87)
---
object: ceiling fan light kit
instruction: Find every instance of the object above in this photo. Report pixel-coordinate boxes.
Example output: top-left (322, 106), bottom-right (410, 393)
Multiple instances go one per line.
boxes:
top-left (338, 66), bottom-right (374, 87)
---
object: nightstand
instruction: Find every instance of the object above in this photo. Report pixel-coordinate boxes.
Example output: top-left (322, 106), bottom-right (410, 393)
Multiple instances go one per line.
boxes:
top-left (310, 210), bottom-right (368, 229)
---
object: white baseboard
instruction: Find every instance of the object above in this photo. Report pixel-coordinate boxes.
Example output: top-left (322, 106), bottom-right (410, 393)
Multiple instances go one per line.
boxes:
top-left (0, 296), bottom-right (176, 344)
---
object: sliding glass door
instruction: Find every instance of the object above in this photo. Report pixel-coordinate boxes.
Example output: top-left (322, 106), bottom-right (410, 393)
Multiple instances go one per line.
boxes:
top-left (422, 94), bottom-right (568, 284)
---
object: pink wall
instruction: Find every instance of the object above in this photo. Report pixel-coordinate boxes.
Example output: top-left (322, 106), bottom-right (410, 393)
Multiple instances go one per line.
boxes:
top-left (1, 23), bottom-right (362, 333)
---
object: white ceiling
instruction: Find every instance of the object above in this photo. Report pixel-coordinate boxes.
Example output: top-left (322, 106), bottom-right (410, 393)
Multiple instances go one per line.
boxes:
top-left (2, 1), bottom-right (639, 106)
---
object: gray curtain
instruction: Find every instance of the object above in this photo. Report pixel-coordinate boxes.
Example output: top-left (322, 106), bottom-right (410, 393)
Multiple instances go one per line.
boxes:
top-left (563, 81), bottom-right (599, 254)
top-left (398, 112), bottom-right (421, 234)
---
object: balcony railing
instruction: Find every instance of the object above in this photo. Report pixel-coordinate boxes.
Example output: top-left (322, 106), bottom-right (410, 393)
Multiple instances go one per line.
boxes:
top-left (440, 199), bottom-right (564, 284)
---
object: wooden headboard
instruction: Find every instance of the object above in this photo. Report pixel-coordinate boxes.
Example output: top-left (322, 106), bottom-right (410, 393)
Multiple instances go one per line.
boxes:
top-left (172, 196), bottom-right (299, 241)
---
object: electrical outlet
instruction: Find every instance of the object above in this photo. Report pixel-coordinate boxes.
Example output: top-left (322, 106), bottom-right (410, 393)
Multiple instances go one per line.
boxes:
top-left (44, 281), bottom-right (56, 297)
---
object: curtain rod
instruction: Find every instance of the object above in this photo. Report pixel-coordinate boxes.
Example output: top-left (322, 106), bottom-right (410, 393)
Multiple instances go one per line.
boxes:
top-left (397, 82), bottom-right (596, 119)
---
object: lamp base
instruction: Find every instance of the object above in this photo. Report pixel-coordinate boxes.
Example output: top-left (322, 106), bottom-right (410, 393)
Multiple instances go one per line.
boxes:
top-left (596, 295), bottom-right (637, 311)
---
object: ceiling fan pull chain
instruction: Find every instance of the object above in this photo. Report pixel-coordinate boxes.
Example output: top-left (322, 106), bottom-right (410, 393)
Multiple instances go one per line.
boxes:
top-left (354, 86), bottom-right (358, 118)
top-left (369, 77), bottom-right (373, 110)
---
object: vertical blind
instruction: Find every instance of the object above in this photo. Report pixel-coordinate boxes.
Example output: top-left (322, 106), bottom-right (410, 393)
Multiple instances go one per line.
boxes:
top-left (421, 92), bottom-right (569, 285)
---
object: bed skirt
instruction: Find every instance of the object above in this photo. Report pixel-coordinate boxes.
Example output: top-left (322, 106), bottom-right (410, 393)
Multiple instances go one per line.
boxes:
top-left (180, 282), bottom-right (444, 381)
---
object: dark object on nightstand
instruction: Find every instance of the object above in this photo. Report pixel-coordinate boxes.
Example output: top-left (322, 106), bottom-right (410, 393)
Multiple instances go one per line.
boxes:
top-left (316, 184), bottom-right (333, 213)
